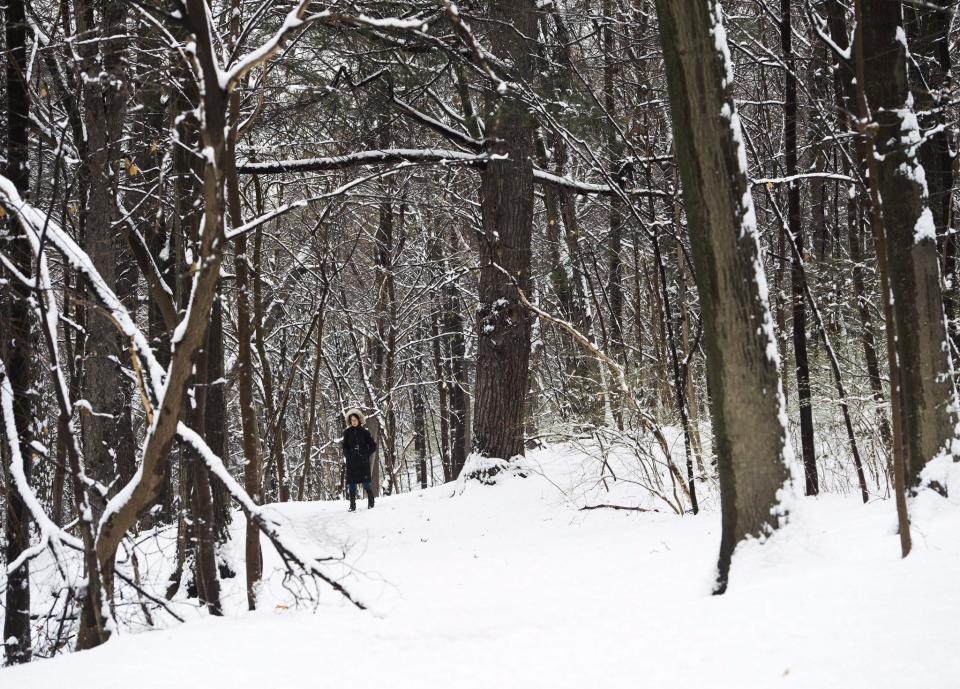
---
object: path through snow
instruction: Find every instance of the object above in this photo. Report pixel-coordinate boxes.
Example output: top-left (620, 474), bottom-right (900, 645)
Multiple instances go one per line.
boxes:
top-left (5, 447), bottom-right (959, 688)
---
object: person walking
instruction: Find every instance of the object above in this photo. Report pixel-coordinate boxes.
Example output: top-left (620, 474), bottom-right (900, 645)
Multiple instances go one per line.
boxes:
top-left (342, 408), bottom-right (376, 511)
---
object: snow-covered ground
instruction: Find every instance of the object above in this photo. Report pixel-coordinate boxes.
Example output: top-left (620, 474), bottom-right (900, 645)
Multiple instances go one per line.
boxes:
top-left (5, 445), bottom-right (960, 688)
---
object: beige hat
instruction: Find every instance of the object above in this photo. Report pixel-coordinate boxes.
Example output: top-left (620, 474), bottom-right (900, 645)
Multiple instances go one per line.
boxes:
top-left (344, 408), bottom-right (365, 425)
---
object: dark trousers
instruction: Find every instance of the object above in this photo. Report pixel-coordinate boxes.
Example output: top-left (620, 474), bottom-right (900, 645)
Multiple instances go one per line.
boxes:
top-left (347, 481), bottom-right (372, 499)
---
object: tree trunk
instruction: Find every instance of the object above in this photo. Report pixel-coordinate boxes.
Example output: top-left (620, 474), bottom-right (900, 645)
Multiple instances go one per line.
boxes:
top-left (853, 0), bottom-right (912, 556)
top-left (414, 353), bottom-right (428, 489)
top-left (206, 294), bottom-right (231, 540)
top-left (226, 0), bottom-right (262, 607)
top-left (76, 0), bottom-right (128, 497)
top-left (602, 0), bottom-right (626, 427)
top-left (651, 224), bottom-right (698, 514)
top-left (186, 340), bottom-right (222, 615)
top-left (230, 153), bottom-right (263, 613)
top-left (444, 247), bottom-right (469, 477)
top-left (298, 326), bottom-right (324, 501)
top-left (905, 3), bottom-right (958, 354)
top-left (676, 215), bottom-right (706, 474)
top-left (2, 0), bottom-right (32, 661)
top-left (850, 200), bottom-right (893, 450)
top-left (782, 0), bottom-right (819, 495)
top-left (428, 231), bottom-right (452, 482)
top-left (653, 0), bottom-right (792, 593)
top-left (251, 225), bottom-right (279, 502)
top-left (860, 0), bottom-right (957, 488)
top-left (367, 415), bottom-right (382, 495)
top-left (472, 0), bottom-right (537, 464)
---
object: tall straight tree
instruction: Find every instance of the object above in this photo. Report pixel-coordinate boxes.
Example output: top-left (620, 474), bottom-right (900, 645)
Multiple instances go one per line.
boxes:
top-left (653, 0), bottom-right (793, 592)
top-left (472, 0), bottom-right (537, 463)
top-left (782, 0), bottom-right (818, 495)
top-left (75, 0), bottom-right (132, 494)
top-left (1, 0), bottom-right (32, 664)
top-left (859, 0), bottom-right (957, 488)
top-left (602, 0), bottom-right (626, 397)
top-left (904, 3), bottom-right (957, 352)
top-left (227, 0), bottom-right (263, 607)
top-left (443, 230), bottom-right (470, 478)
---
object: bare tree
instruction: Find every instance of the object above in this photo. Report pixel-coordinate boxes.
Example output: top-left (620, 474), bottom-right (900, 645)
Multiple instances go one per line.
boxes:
top-left (1, 0), bottom-right (33, 661)
top-left (858, 0), bottom-right (957, 495)
top-left (653, 0), bottom-right (793, 592)
top-left (472, 0), bottom-right (538, 466)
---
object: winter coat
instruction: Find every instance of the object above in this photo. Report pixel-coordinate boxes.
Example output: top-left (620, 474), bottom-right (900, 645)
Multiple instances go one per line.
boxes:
top-left (342, 425), bottom-right (376, 484)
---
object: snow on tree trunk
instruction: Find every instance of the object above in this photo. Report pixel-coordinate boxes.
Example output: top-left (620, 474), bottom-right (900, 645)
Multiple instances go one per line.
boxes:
top-left (860, 0), bottom-right (959, 487)
top-left (653, 0), bottom-right (795, 593)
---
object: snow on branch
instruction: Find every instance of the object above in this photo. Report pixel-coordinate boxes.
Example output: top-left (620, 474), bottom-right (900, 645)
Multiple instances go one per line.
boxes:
top-left (227, 164), bottom-right (410, 239)
top-left (236, 149), bottom-right (671, 198)
top-left (348, 68), bottom-right (484, 150)
top-left (751, 172), bottom-right (856, 187)
top-left (1, 361), bottom-right (83, 576)
top-left (237, 148), bottom-right (492, 174)
top-left (220, 0), bottom-right (312, 92)
top-left (223, 3), bottom-right (437, 95)
top-left (311, 10), bottom-right (434, 31)
top-left (0, 175), bottom-right (166, 391)
top-left (117, 207), bottom-right (177, 330)
top-left (226, 199), bottom-right (309, 240)
top-left (532, 169), bottom-right (671, 199)
top-left (804, 3), bottom-right (852, 63)
top-left (440, 0), bottom-right (506, 92)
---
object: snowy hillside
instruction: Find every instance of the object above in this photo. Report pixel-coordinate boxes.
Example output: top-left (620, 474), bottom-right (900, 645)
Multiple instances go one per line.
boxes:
top-left (5, 445), bottom-right (960, 689)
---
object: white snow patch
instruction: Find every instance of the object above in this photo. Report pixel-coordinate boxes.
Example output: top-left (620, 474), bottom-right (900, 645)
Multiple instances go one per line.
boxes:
top-left (914, 207), bottom-right (936, 243)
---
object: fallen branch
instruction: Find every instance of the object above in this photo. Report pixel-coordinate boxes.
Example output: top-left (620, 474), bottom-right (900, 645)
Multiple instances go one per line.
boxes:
top-left (580, 504), bottom-right (658, 513)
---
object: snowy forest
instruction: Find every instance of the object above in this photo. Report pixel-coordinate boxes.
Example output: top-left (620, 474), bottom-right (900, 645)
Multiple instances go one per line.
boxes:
top-left (1, 0), bottom-right (958, 685)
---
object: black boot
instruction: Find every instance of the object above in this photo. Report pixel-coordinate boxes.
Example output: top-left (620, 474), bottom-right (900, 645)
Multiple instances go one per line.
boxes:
top-left (349, 494), bottom-right (356, 512)
top-left (367, 491), bottom-right (375, 509)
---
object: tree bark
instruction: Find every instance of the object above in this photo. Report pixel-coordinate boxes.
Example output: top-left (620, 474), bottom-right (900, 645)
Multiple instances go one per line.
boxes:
top-left (414, 351), bottom-right (428, 489)
top-left (860, 0), bottom-right (957, 487)
top-left (298, 323), bottom-right (325, 501)
top-left (229, 129), bottom-right (263, 611)
top-left (602, 0), bottom-right (626, 421)
top-left (2, 0), bottom-right (32, 661)
top-left (186, 335), bottom-right (222, 615)
top-left (428, 230), bottom-right (452, 482)
top-left (782, 0), bottom-right (819, 495)
top-left (905, 3), bottom-right (957, 354)
top-left (443, 242), bottom-right (469, 477)
top-left (651, 224), bottom-right (698, 514)
top-left (206, 294), bottom-right (231, 540)
top-left (75, 0), bottom-right (129, 496)
top-left (472, 0), bottom-right (537, 464)
top-left (853, 0), bottom-right (912, 556)
top-left (653, 0), bottom-right (792, 593)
